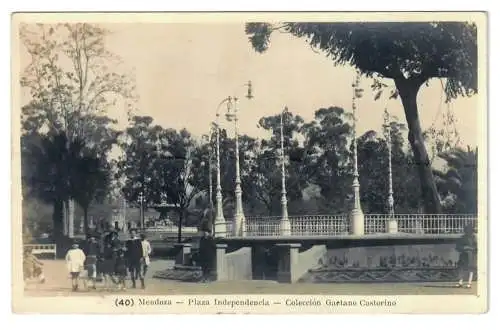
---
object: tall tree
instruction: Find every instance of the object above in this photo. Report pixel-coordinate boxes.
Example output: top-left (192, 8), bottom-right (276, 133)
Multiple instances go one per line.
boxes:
top-left (153, 128), bottom-right (205, 242)
top-left (20, 23), bottom-right (133, 236)
top-left (245, 22), bottom-right (477, 213)
top-left (357, 130), bottom-right (388, 214)
top-left (71, 153), bottom-right (110, 234)
top-left (22, 133), bottom-right (88, 240)
top-left (301, 107), bottom-right (353, 213)
top-left (20, 23), bottom-right (135, 141)
top-left (357, 121), bottom-right (422, 214)
top-left (116, 116), bottom-right (161, 207)
top-left (116, 117), bottom-right (207, 242)
top-left (249, 110), bottom-right (308, 215)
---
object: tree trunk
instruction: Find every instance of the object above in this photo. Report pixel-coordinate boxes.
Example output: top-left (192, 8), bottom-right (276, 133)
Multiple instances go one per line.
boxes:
top-left (52, 199), bottom-right (65, 258)
top-left (83, 206), bottom-right (89, 236)
top-left (395, 78), bottom-right (442, 214)
top-left (177, 211), bottom-right (183, 243)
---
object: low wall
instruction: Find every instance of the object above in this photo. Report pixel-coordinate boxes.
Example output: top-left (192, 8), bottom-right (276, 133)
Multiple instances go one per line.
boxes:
top-left (296, 245), bottom-right (327, 281)
top-left (320, 244), bottom-right (460, 269)
top-left (225, 247), bottom-right (252, 281)
top-left (300, 243), bottom-right (472, 283)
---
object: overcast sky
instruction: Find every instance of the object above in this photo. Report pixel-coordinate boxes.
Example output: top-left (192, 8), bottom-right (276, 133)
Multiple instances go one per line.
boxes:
top-left (19, 20), bottom-right (480, 148)
top-left (105, 22), bottom-right (478, 147)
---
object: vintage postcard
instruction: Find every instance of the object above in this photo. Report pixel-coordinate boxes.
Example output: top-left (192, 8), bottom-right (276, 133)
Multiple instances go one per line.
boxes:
top-left (11, 12), bottom-right (488, 314)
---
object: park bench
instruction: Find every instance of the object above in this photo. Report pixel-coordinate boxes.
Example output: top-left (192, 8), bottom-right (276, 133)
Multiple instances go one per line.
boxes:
top-left (24, 244), bottom-right (57, 259)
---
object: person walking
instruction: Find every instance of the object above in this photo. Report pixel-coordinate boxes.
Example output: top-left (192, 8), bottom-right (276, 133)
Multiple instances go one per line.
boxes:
top-left (197, 227), bottom-right (216, 283)
top-left (456, 223), bottom-right (477, 288)
top-left (110, 231), bottom-right (122, 250)
top-left (83, 235), bottom-right (100, 289)
top-left (140, 233), bottom-right (152, 278)
top-left (125, 229), bottom-right (144, 289)
top-left (65, 243), bottom-right (86, 292)
top-left (114, 247), bottom-right (128, 290)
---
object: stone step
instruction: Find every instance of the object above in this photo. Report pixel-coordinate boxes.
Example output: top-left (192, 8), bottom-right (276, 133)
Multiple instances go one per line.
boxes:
top-left (153, 268), bottom-right (203, 282)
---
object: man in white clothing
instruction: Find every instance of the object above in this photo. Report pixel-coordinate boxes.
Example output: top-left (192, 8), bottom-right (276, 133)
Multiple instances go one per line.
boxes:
top-left (140, 233), bottom-right (152, 278)
top-left (65, 243), bottom-right (86, 291)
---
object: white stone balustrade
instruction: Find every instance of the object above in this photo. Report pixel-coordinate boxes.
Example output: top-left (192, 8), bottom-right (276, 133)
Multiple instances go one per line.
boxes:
top-left (219, 214), bottom-right (477, 238)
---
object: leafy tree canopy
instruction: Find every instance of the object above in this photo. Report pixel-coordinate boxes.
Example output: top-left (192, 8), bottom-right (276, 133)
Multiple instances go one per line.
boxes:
top-left (246, 22), bottom-right (477, 100)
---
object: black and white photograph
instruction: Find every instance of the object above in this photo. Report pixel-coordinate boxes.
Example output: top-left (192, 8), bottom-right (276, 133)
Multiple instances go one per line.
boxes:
top-left (11, 12), bottom-right (487, 314)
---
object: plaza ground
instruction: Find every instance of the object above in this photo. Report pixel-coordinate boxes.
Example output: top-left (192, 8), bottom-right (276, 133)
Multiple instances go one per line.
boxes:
top-left (23, 260), bottom-right (477, 296)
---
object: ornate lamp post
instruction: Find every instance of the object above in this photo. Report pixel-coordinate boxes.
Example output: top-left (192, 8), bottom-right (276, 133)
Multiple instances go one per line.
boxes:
top-left (138, 191), bottom-right (146, 229)
top-left (384, 108), bottom-right (398, 234)
top-left (202, 132), bottom-right (214, 233)
top-left (213, 99), bottom-right (228, 238)
top-left (350, 73), bottom-right (365, 236)
top-left (122, 198), bottom-right (127, 232)
top-left (280, 106), bottom-right (291, 236)
top-left (225, 81), bottom-right (253, 237)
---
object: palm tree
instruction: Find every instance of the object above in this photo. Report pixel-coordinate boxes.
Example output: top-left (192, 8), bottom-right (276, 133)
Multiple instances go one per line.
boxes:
top-left (71, 152), bottom-right (110, 235)
top-left (434, 146), bottom-right (478, 214)
top-left (22, 133), bottom-right (81, 240)
top-left (22, 132), bottom-right (111, 240)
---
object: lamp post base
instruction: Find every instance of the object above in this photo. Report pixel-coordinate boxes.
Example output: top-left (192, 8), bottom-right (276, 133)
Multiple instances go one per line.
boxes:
top-left (214, 218), bottom-right (226, 238)
top-left (387, 218), bottom-right (398, 234)
top-left (280, 218), bottom-right (291, 236)
top-left (350, 209), bottom-right (365, 236)
top-left (233, 214), bottom-right (246, 237)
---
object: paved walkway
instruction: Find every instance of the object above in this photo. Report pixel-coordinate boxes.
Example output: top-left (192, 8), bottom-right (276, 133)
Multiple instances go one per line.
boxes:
top-left (23, 260), bottom-right (477, 296)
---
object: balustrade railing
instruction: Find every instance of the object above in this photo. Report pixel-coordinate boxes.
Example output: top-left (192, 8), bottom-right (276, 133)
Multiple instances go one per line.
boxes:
top-left (220, 214), bottom-right (477, 238)
top-left (144, 226), bottom-right (199, 233)
top-left (364, 214), bottom-right (477, 235)
top-left (290, 215), bottom-right (349, 236)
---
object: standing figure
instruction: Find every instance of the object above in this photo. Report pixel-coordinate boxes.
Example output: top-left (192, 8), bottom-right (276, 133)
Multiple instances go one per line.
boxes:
top-left (125, 229), bottom-right (144, 289)
top-left (114, 248), bottom-right (128, 290)
top-left (83, 235), bottom-right (100, 289)
top-left (456, 223), bottom-right (477, 288)
top-left (140, 233), bottom-right (152, 278)
top-left (104, 231), bottom-right (122, 252)
top-left (65, 243), bottom-right (86, 292)
top-left (100, 235), bottom-right (118, 290)
top-left (23, 248), bottom-right (46, 284)
top-left (198, 227), bottom-right (216, 283)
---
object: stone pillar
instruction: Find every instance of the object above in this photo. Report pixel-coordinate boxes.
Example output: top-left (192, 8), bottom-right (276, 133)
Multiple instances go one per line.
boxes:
top-left (350, 210), bottom-right (365, 236)
top-left (174, 243), bottom-right (192, 266)
top-left (68, 199), bottom-right (75, 238)
top-left (214, 213), bottom-right (227, 238)
top-left (415, 220), bottom-right (425, 235)
top-left (387, 217), bottom-right (398, 234)
top-left (275, 243), bottom-right (301, 283)
top-left (62, 201), bottom-right (68, 236)
top-left (215, 243), bottom-right (228, 281)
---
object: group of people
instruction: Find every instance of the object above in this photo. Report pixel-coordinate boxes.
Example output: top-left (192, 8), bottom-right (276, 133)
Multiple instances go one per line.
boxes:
top-left (23, 222), bottom-right (477, 290)
top-left (65, 228), bottom-right (152, 291)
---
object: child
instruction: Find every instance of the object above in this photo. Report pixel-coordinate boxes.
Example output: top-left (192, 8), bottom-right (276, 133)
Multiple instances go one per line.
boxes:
top-left (83, 235), bottom-right (100, 290)
top-left (126, 229), bottom-right (144, 289)
top-left (140, 233), bottom-right (152, 278)
top-left (23, 248), bottom-right (46, 284)
top-left (114, 248), bottom-right (128, 290)
top-left (65, 243), bottom-right (86, 291)
top-left (456, 223), bottom-right (477, 288)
